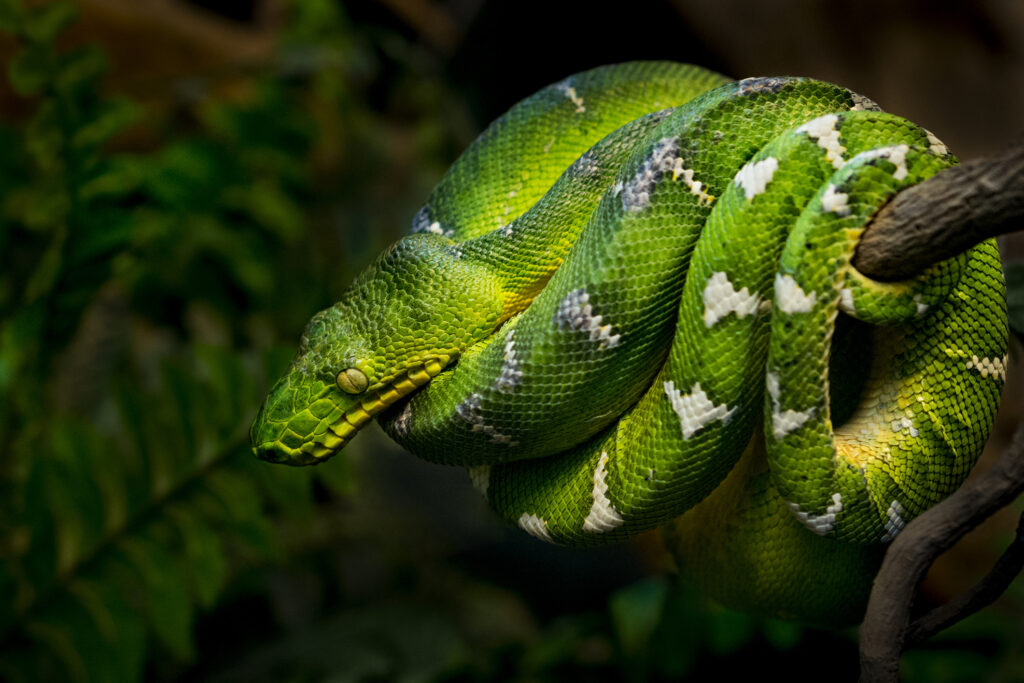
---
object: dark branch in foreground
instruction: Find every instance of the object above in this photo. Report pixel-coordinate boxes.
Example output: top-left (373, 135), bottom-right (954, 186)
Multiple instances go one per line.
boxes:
top-left (904, 511), bottom-right (1024, 647)
top-left (852, 139), bottom-right (1024, 679)
top-left (853, 140), bottom-right (1024, 281)
top-left (858, 422), bottom-right (1024, 683)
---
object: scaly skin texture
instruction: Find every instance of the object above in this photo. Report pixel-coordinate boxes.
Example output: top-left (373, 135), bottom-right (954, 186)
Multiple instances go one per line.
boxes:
top-left (251, 62), bottom-right (1007, 624)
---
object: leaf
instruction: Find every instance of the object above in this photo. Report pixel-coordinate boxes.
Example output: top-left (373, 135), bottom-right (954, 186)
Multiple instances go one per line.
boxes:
top-left (169, 507), bottom-right (227, 608)
top-left (193, 345), bottom-right (253, 446)
top-left (0, 0), bottom-right (24, 32)
top-left (68, 209), bottom-right (135, 265)
top-left (312, 451), bottom-right (357, 497)
top-left (24, 618), bottom-right (88, 682)
top-left (54, 45), bottom-right (106, 94)
top-left (223, 178), bottom-right (305, 242)
top-left (24, 232), bottom-right (65, 302)
top-left (646, 581), bottom-right (700, 677)
top-left (72, 97), bottom-right (138, 151)
top-left (8, 43), bottom-right (51, 97)
top-left (46, 423), bottom-right (108, 573)
top-left (23, 579), bottom-right (147, 683)
top-left (22, 2), bottom-right (76, 43)
top-left (247, 455), bottom-right (315, 521)
top-left (115, 535), bottom-right (195, 661)
top-left (21, 455), bottom-right (60, 591)
top-left (705, 605), bottom-right (756, 655)
top-left (65, 580), bottom-right (146, 683)
top-left (762, 618), bottom-right (803, 650)
top-left (145, 141), bottom-right (231, 208)
top-left (201, 469), bottom-right (278, 558)
top-left (608, 578), bottom-right (668, 657)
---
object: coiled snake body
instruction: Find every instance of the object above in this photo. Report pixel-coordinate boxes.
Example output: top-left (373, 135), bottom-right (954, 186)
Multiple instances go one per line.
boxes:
top-left (251, 62), bottom-right (1007, 624)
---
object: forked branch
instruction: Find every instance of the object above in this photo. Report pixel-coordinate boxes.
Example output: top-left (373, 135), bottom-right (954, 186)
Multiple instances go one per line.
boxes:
top-left (855, 138), bottom-right (1024, 682)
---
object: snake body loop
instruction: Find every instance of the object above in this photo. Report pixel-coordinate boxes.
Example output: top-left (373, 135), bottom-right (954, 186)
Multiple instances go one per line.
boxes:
top-left (252, 63), bottom-right (1007, 623)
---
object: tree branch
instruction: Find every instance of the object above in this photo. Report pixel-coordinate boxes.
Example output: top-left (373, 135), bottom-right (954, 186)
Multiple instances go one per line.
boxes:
top-left (903, 511), bottom-right (1024, 647)
top-left (852, 140), bottom-right (1024, 679)
top-left (858, 422), bottom-right (1024, 683)
top-left (853, 140), bottom-right (1024, 281)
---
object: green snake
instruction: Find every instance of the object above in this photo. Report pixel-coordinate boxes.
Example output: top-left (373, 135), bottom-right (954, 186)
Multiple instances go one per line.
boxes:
top-left (250, 62), bottom-right (1008, 624)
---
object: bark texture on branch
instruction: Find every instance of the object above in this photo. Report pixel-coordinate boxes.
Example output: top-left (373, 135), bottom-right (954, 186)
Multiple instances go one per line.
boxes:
top-left (853, 141), bottom-right (1024, 281)
top-left (903, 512), bottom-right (1024, 647)
top-left (858, 423), bottom-right (1024, 683)
top-left (851, 140), bottom-right (1024, 680)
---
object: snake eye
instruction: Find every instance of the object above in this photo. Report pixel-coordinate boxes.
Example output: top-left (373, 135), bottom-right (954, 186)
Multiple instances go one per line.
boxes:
top-left (336, 368), bottom-right (368, 394)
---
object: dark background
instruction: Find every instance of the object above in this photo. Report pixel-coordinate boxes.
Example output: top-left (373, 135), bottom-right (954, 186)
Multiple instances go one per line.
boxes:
top-left (1, 1), bottom-right (1022, 681)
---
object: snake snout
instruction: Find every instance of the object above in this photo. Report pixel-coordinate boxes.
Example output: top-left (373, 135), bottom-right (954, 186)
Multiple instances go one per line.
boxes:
top-left (249, 373), bottom-right (352, 466)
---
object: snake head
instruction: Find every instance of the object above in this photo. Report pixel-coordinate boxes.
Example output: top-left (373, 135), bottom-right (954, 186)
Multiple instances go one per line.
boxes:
top-left (251, 233), bottom-right (505, 466)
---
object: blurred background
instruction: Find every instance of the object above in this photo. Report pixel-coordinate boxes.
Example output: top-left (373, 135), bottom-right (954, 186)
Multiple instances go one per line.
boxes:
top-left (0, 0), bottom-right (1022, 681)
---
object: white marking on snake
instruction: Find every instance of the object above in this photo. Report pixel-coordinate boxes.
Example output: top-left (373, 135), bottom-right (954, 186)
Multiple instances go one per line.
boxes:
top-left (966, 354), bottom-right (1007, 381)
top-left (495, 329), bottom-right (522, 393)
top-left (455, 393), bottom-right (517, 445)
top-left (518, 513), bottom-right (553, 541)
top-left (622, 137), bottom-right (676, 211)
top-left (733, 157), bottom-right (779, 199)
top-left (556, 80), bottom-right (586, 113)
top-left (423, 221), bottom-right (454, 238)
top-left (821, 184), bottom-right (850, 216)
top-left (839, 288), bottom-right (856, 314)
top-left (677, 168), bottom-right (714, 206)
top-left (573, 151), bottom-right (599, 176)
top-left (913, 294), bottom-right (928, 316)
top-left (788, 492), bottom-right (843, 535)
top-left (850, 92), bottom-right (880, 112)
top-left (854, 144), bottom-right (910, 181)
top-left (892, 416), bottom-right (919, 438)
top-left (924, 129), bottom-right (948, 156)
top-left (881, 499), bottom-right (907, 541)
top-left (663, 381), bottom-right (736, 439)
top-left (622, 138), bottom-right (712, 211)
top-left (702, 271), bottom-right (761, 327)
top-left (393, 401), bottom-right (413, 436)
top-left (775, 274), bottom-right (817, 313)
top-left (767, 372), bottom-right (816, 440)
top-left (583, 451), bottom-right (625, 533)
top-left (554, 288), bottom-right (621, 349)
top-left (797, 114), bottom-right (845, 168)
top-left (468, 465), bottom-right (490, 498)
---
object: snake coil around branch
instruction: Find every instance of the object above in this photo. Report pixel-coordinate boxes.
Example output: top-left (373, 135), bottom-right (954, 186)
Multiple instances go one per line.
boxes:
top-left (251, 62), bottom-right (1010, 628)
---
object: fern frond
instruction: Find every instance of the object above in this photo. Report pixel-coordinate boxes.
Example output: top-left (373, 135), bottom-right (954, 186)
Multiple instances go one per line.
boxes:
top-left (0, 348), bottom-right (313, 682)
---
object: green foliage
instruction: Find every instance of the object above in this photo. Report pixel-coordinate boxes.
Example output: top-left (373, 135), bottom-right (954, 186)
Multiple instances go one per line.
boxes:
top-left (0, 0), bottom-right (461, 679)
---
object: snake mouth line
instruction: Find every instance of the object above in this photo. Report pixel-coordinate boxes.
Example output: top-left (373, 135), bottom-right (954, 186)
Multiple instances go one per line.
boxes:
top-left (307, 356), bottom-right (450, 461)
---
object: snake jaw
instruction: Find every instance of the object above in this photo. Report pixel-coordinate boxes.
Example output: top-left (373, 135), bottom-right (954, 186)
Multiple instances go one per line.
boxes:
top-left (251, 356), bottom-right (450, 466)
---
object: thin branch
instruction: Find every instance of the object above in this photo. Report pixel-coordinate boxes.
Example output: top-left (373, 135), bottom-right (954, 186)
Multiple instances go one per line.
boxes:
top-left (858, 422), bottom-right (1024, 683)
top-left (904, 511), bottom-right (1024, 646)
top-left (853, 139), bottom-right (1024, 281)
